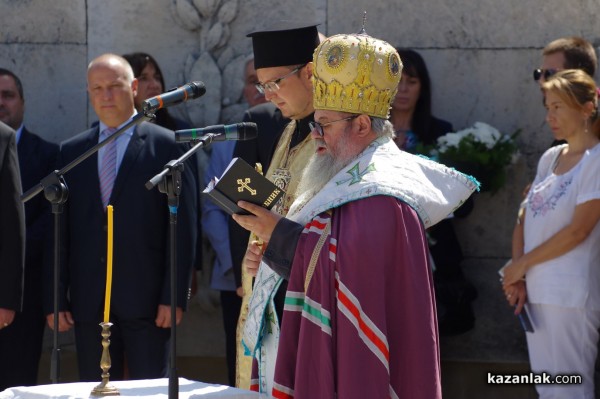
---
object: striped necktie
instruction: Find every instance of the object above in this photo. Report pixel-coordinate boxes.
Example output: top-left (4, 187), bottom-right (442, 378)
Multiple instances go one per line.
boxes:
top-left (99, 127), bottom-right (118, 208)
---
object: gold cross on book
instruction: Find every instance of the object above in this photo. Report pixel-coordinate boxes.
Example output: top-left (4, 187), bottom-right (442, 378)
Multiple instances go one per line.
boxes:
top-left (236, 178), bottom-right (257, 195)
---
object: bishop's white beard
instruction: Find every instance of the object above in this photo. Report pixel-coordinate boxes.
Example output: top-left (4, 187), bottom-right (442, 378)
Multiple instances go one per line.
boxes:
top-left (295, 131), bottom-right (355, 200)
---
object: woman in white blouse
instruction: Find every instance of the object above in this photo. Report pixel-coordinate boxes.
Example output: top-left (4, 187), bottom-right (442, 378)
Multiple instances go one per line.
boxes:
top-left (503, 69), bottom-right (600, 398)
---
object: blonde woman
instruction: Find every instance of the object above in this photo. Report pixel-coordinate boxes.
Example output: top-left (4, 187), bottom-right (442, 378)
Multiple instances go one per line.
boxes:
top-left (503, 69), bottom-right (600, 398)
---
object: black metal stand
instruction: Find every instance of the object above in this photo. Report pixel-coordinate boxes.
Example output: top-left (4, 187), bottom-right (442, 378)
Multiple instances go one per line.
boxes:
top-left (43, 172), bottom-right (69, 384)
top-left (20, 111), bottom-right (154, 383)
top-left (145, 136), bottom-right (215, 399)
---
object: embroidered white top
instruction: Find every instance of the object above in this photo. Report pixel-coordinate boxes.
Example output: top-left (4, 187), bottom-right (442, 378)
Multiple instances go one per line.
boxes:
top-left (524, 143), bottom-right (600, 309)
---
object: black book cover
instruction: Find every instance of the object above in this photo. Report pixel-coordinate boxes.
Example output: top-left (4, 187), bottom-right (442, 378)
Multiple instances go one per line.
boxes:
top-left (203, 157), bottom-right (285, 215)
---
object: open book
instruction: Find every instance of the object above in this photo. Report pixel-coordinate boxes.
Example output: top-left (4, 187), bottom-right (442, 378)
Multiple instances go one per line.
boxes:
top-left (203, 157), bottom-right (285, 215)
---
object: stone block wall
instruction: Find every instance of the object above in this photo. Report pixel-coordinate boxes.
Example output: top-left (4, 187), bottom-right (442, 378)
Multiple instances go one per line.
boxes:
top-left (3, 0), bottom-right (599, 363)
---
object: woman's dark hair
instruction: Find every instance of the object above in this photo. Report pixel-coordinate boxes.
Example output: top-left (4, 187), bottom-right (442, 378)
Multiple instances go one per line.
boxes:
top-left (122, 52), bottom-right (180, 131)
top-left (395, 48), bottom-right (436, 145)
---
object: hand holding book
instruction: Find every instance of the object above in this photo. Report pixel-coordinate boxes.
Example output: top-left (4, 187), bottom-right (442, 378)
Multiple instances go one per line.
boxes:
top-left (203, 157), bottom-right (285, 215)
top-left (232, 201), bottom-right (283, 243)
top-left (499, 262), bottom-right (534, 333)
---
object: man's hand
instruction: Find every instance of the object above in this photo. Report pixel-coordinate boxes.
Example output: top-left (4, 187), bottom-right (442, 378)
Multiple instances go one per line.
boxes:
top-left (46, 311), bottom-right (74, 332)
top-left (232, 201), bottom-right (282, 243)
top-left (244, 240), bottom-right (264, 278)
top-left (155, 305), bottom-right (183, 328)
top-left (0, 308), bottom-right (15, 330)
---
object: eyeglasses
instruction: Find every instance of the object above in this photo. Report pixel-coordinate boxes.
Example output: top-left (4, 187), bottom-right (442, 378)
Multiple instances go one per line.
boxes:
top-left (309, 115), bottom-right (359, 137)
top-left (255, 64), bottom-right (306, 94)
top-left (533, 68), bottom-right (559, 81)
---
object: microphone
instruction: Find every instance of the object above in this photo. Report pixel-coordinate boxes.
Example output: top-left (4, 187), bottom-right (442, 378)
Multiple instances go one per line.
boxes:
top-left (174, 122), bottom-right (258, 143)
top-left (142, 81), bottom-right (206, 112)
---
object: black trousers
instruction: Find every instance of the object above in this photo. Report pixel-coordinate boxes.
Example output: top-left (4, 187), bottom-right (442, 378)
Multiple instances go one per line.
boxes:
top-left (74, 316), bottom-right (170, 381)
top-left (0, 304), bottom-right (45, 390)
top-left (220, 290), bottom-right (242, 386)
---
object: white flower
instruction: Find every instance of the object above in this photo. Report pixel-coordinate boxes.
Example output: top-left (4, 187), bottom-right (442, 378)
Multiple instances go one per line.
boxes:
top-left (431, 121), bottom-right (519, 193)
top-left (436, 121), bottom-right (514, 154)
top-left (466, 122), bottom-right (500, 149)
top-left (436, 132), bottom-right (462, 152)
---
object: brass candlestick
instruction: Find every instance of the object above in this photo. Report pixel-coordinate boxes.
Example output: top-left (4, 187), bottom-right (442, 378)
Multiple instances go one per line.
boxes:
top-left (91, 322), bottom-right (120, 396)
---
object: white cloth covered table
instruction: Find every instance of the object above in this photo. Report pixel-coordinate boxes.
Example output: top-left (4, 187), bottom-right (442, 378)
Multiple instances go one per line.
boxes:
top-left (0, 378), bottom-right (265, 399)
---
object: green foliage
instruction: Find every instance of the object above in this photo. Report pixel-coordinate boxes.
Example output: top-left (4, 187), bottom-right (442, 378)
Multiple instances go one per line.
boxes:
top-left (422, 122), bottom-right (520, 194)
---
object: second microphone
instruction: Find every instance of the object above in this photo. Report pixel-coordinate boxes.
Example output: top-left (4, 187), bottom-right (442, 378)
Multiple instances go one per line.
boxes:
top-left (174, 122), bottom-right (257, 143)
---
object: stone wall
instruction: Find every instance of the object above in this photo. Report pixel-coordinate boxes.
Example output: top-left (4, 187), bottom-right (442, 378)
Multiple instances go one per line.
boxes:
top-left (4, 0), bottom-right (599, 363)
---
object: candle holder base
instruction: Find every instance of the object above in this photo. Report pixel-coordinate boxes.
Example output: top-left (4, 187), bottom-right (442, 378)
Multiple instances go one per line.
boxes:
top-left (90, 322), bottom-right (120, 396)
top-left (91, 381), bottom-right (120, 397)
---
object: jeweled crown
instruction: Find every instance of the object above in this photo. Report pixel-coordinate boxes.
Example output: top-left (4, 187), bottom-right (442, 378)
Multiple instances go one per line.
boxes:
top-left (312, 32), bottom-right (402, 118)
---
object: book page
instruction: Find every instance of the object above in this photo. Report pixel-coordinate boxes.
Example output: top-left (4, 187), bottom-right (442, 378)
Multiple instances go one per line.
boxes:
top-left (220, 157), bottom-right (239, 177)
top-left (202, 178), bottom-right (217, 193)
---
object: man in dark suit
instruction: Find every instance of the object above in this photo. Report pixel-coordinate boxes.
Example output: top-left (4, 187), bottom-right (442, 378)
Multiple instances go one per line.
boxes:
top-left (0, 120), bottom-right (26, 390)
top-left (0, 68), bottom-right (58, 389)
top-left (44, 54), bottom-right (198, 381)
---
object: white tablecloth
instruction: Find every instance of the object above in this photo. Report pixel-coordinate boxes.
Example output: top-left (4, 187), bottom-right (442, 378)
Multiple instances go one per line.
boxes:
top-left (0, 378), bottom-right (266, 399)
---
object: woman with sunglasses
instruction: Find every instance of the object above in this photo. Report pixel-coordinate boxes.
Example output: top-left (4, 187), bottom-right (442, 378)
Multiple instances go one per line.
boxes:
top-left (391, 48), bottom-right (477, 336)
top-left (503, 69), bottom-right (600, 398)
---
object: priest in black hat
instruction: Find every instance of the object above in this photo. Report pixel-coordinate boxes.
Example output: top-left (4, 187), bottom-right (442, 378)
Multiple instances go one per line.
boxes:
top-left (234, 23), bottom-right (320, 392)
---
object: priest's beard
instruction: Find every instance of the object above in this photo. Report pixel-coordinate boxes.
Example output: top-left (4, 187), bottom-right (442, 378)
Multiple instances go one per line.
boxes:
top-left (295, 130), bottom-right (356, 200)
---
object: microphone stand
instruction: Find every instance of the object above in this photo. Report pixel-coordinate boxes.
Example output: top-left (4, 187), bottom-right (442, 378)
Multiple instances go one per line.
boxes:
top-left (145, 134), bottom-right (218, 399)
top-left (20, 111), bottom-right (155, 384)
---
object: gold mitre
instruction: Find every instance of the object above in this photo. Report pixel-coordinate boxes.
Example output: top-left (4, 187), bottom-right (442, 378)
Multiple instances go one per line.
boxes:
top-left (312, 32), bottom-right (402, 118)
